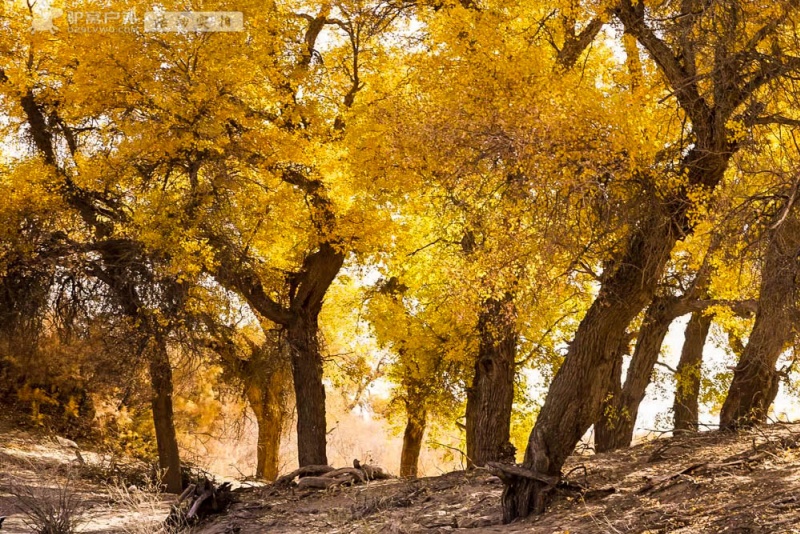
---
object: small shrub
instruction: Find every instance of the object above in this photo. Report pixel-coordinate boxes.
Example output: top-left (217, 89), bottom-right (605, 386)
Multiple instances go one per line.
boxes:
top-left (11, 474), bottom-right (86, 534)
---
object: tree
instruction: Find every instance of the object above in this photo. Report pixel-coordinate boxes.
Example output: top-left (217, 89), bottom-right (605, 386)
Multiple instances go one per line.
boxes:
top-left (466, 294), bottom-right (518, 466)
top-left (721, 192), bottom-right (800, 428)
top-left (1, 92), bottom-right (186, 494)
top-left (367, 274), bottom-right (471, 477)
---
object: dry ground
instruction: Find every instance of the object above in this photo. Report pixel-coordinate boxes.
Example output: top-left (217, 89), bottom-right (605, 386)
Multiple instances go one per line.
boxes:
top-left (0, 416), bottom-right (171, 533)
top-left (4, 417), bottom-right (800, 533)
top-left (198, 425), bottom-right (800, 534)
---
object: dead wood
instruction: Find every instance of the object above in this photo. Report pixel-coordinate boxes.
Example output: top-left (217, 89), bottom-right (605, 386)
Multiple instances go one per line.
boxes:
top-left (275, 465), bottom-right (335, 486)
top-left (638, 459), bottom-right (752, 494)
top-left (353, 459), bottom-right (393, 480)
top-left (297, 476), bottom-right (353, 490)
top-left (187, 488), bottom-right (213, 519)
top-left (322, 467), bottom-right (366, 483)
top-left (164, 478), bottom-right (234, 527)
top-left (275, 462), bottom-right (394, 492)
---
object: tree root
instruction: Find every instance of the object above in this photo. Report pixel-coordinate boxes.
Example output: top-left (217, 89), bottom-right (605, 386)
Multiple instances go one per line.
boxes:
top-left (487, 462), bottom-right (616, 523)
top-left (165, 478), bottom-right (233, 528)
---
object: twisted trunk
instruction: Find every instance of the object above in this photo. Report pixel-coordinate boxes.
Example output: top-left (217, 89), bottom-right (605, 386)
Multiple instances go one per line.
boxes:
top-left (466, 296), bottom-right (518, 467)
top-left (673, 312), bottom-right (713, 432)
top-left (720, 205), bottom-right (800, 428)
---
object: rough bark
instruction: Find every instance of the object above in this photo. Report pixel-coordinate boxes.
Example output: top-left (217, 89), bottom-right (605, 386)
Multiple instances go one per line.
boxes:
top-left (594, 332), bottom-right (631, 452)
top-left (595, 342), bottom-right (625, 451)
top-left (399, 402), bottom-right (426, 478)
top-left (720, 204), bottom-right (800, 428)
top-left (286, 312), bottom-right (329, 467)
top-left (595, 296), bottom-right (681, 452)
top-left (465, 296), bottom-right (518, 467)
top-left (149, 339), bottom-right (183, 494)
top-left (673, 312), bottom-right (713, 432)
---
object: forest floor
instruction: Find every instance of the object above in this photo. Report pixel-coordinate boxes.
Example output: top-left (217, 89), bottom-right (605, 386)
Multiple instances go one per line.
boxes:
top-left (197, 424), bottom-right (800, 534)
top-left (5, 418), bottom-right (800, 533)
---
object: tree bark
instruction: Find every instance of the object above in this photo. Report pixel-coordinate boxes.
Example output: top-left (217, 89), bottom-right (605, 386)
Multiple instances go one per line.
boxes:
top-left (286, 312), bottom-right (329, 467)
top-left (595, 296), bottom-right (680, 452)
top-left (286, 243), bottom-right (344, 466)
top-left (673, 311), bottom-right (713, 432)
top-left (595, 342), bottom-right (625, 451)
top-left (720, 205), bottom-right (800, 428)
top-left (245, 364), bottom-right (290, 481)
top-left (149, 339), bottom-right (183, 494)
top-left (466, 296), bottom-right (518, 467)
top-left (400, 401), bottom-right (426, 478)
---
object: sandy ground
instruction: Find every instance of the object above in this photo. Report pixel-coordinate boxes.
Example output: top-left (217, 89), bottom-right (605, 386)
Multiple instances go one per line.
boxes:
top-left (0, 417), bottom-right (171, 533)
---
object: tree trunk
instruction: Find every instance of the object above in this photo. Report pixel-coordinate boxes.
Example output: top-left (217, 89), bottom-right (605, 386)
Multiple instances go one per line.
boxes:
top-left (503, 202), bottom-right (691, 521)
top-left (284, 243), bottom-right (344, 467)
top-left (214, 241), bottom-right (343, 468)
top-left (594, 335), bottom-right (627, 452)
top-left (673, 311), bottom-right (712, 432)
top-left (286, 313), bottom-right (329, 467)
top-left (466, 296), bottom-right (517, 467)
top-left (148, 340), bottom-right (182, 494)
top-left (400, 402), bottom-right (426, 478)
top-left (720, 206), bottom-right (800, 428)
top-left (255, 410), bottom-right (283, 481)
top-left (245, 365), bottom-right (290, 481)
top-left (595, 296), bottom-right (679, 452)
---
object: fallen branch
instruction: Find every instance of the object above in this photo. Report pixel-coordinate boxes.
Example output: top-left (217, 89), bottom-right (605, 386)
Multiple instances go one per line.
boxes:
top-left (297, 476), bottom-right (351, 490)
top-left (276, 460), bottom-right (394, 492)
top-left (486, 462), bottom-right (560, 487)
top-left (274, 465), bottom-right (335, 486)
top-left (354, 460), bottom-right (393, 481)
top-left (638, 459), bottom-right (749, 494)
top-left (323, 467), bottom-right (366, 483)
